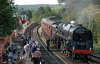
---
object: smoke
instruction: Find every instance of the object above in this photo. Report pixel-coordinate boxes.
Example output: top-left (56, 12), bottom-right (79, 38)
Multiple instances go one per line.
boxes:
top-left (66, 0), bottom-right (97, 24)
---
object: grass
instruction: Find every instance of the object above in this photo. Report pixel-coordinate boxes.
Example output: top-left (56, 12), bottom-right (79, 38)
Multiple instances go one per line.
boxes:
top-left (93, 44), bottom-right (100, 55)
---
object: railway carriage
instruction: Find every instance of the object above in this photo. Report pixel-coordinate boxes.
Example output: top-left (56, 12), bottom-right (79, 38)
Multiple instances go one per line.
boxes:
top-left (41, 16), bottom-right (58, 38)
top-left (41, 16), bottom-right (93, 60)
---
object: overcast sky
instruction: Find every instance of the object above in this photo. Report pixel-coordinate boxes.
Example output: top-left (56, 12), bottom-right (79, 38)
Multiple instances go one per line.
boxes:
top-left (14, 0), bottom-right (58, 5)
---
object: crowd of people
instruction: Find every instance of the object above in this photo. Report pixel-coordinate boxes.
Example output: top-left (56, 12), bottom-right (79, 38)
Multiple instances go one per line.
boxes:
top-left (23, 37), bottom-right (42, 62)
top-left (2, 34), bottom-right (43, 64)
top-left (21, 36), bottom-right (42, 64)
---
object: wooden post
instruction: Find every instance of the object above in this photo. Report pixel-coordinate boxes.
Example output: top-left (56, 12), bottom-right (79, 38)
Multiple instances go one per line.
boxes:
top-left (0, 38), bottom-right (4, 64)
top-left (0, 49), bottom-right (3, 64)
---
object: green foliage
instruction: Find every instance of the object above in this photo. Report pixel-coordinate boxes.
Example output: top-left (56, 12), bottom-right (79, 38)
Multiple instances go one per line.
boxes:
top-left (44, 6), bottom-right (51, 12)
top-left (93, 9), bottom-right (100, 43)
top-left (16, 4), bottom-right (60, 11)
top-left (32, 6), bottom-right (61, 22)
top-left (19, 8), bottom-right (26, 15)
top-left (46, 6), bottom-right (66, 22)
top-left (52, 6), bottom-right (63, 14)
top-left (93, 45), bottom-right (100, 54)
top-left (0, 0), bottom-right (18, 37)
top-left (26, 10), bottom-right (32, 22)
top-left (93, 0), bottom-right (100, 5)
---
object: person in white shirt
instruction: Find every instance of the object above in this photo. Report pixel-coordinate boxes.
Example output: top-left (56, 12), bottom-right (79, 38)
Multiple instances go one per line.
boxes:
top-left (24, 44), bottom-right (29, 59)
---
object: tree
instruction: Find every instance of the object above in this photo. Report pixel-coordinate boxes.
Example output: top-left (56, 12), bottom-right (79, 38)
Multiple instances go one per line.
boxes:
top-left (93, 0), bottom-right (100, 4)
top-left (92, 19), bottom-right (98, 43)
top-left (20, 8), bottom-right (26, 15)
top-left (44, 6), bottom-right (51, 12)
top-left (26, 10), bottom-right (32, 22)
top-left (32, 6), bottom-right (60, 22)
top-left (37, 7), bottom-right (45, 15)
top-left (0, 0), bottom-right (18, 37)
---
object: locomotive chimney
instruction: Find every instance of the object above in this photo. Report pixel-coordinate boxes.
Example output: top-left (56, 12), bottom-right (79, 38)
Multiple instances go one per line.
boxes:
top-left (78, 24), bottom-right (82, 26)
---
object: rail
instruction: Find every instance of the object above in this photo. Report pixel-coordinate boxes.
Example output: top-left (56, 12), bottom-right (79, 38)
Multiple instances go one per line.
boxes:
top-left (89, 53), bottom-right (100, 63)
top-left (23, 22), bottom-right (39, 40)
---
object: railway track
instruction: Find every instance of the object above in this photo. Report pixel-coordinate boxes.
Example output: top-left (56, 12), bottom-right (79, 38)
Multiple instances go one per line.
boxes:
top-left (88, 54), bottom-right (100, 64)
top-left (62, 49), bottom-right (100, 64)
top-left (36, 25), bottom-right (65, 64)
top-left (23, 22), bottom-right (39, 39)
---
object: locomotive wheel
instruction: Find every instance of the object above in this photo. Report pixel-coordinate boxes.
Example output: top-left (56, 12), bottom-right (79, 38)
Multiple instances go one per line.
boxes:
top-left (76, 54), bottom-right (79, 59)
top-left (83, 55), bottom-right (89, 61)
top-left (72, 53), bottom-right (75, 60)
top-left (84, 55), bottom-right (88, 61)
top-left (67, 52), bottom-right (71, 57)
top-left (60, 45), bottom-right (64, 53)
top-left (88, 55), bottom-right (91, 60)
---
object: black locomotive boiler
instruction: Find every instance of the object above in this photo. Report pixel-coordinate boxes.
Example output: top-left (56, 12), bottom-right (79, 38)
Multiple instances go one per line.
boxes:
top-left (41, 16), bottom-right (93, 60)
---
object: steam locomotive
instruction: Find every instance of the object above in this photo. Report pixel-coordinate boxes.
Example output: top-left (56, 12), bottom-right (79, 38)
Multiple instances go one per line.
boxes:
top-left (41, 16), bottom-right (93, 60)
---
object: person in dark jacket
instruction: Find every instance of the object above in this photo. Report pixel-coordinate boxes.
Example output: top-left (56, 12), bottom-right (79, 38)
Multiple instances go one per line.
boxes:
top-left (29, 38), bottom-right (36, 58)
top-left (32, 48), bottom-right (42, 64)
top-left (7, 43), bottom-right (13, 53)
top-left (20, 34), bottom-right (27, 47)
